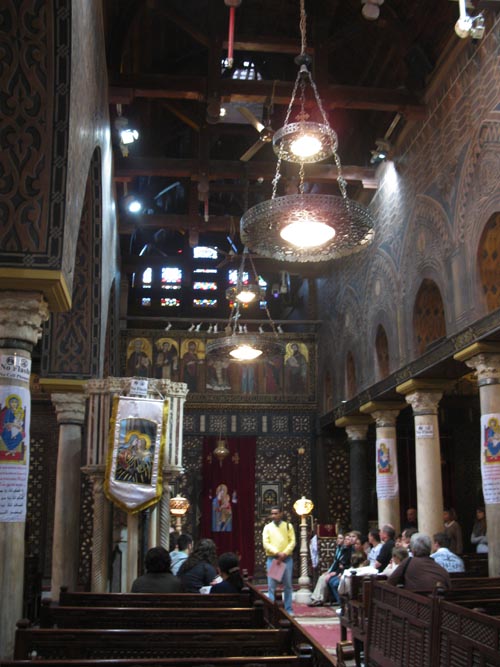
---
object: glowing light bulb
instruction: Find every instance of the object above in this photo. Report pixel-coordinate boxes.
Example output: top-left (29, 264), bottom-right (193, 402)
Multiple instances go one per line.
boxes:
top-left (236, 289), bottom-right (257, 304)
top-left (280, 218), bottom-right (335, 248)
top-left (290, 134), bottom-right (322, 159)
top-left (230, 344), bottom-right (263, 360)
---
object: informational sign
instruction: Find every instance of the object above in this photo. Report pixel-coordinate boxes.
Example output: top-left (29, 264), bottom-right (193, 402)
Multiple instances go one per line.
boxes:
top-left (480, 413), bottom-right (500, 504)
top-left (375, 437), bottom-right (399, 500)
top-left (0, 353), bottom-right (32, 522)
top-left (129, 379), bottom-right (148, 397)
top-left (416, 423), bottom-right (434, 439)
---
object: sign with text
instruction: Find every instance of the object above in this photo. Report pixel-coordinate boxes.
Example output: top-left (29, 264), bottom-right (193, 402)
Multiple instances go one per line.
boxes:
top-left (416, 423), bottom-right (434, 439)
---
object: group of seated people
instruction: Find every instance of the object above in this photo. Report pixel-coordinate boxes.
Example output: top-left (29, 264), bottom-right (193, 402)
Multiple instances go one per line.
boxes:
top-left (309, 520), bottom-right (467, 607)
top-left (131, 535), bottom-right (244, 594)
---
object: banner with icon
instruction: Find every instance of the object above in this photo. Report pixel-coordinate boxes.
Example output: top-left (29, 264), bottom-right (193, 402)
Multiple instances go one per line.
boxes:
top-left (0, 353), bottom-right (32, 522)
top-left (375, 437), bottom-right (399, 500)
top-left (481, 413), bottom-right (500, 504)
top-left (105, 396), bottom-right (168, 512)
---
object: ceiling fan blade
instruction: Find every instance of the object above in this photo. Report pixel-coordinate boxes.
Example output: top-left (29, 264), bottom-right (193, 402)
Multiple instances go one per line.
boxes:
top-left (236, 106), bottom-right (265, 133)
top-left (240, 139), bottom-right (267, 162)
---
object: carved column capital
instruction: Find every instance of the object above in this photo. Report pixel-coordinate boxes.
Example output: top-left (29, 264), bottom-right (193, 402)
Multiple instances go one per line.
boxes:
top-left (51, 393), bottom-right (86, 425)
top-left (82, 465), bottom-right (105, 494)
top-left (371, 410), bottom-right (400, 427)
top-left (404, 390), bottom-right (443, 415)
top-left (0, 291), bottom-right (49, 347)
top-left (345, 424), bottom-right (369, 441)
top-left (465, 353), bottom-right (500, 387)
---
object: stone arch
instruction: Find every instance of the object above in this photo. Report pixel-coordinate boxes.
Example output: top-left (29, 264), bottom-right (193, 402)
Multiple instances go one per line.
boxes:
top-left (375, 324), bottom-right (390, 380)
top-left (399, 194), bottom-right (452, 297)
top-left (346, 351), bottom-right (357, 400)
top-left (477, 212), bottom-right (500, 313)
top-left (333, 285), bottom-right (365, 397)
top-left (412, 278), bottom-right (446, 357)
top-left (455, 120), bottom-right (500, 318)
top-left (364, 249), bottom-right (401, 373)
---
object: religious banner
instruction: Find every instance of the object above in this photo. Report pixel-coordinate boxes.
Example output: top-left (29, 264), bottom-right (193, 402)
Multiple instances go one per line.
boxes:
top-left (480, 413), bottom-right (500, 504)
top-left (105, 396), bottom-right (168, 513)
top-left (375, 437), bottom-right (399, 500)
top-left (202, 437), bottom-right (256, 575)
top-left (0, 353), bottom-right (31, 522)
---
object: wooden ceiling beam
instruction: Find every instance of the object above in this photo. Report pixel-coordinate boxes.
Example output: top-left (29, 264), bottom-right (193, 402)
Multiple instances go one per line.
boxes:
top-left (119, 213), bottom-right (239, 234)
top-left (113, 157), bottom-right (378, 189)
top-left (221, 37), bottom-right (312, 55)
top-left (108, 75), bottom-right (426, 116)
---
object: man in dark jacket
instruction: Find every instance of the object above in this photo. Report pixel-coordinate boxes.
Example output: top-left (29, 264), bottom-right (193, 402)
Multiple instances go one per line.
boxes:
top-left (375, 524), bottom-right (396, 571)
top-left (388, 532), bottom-right (451, 591)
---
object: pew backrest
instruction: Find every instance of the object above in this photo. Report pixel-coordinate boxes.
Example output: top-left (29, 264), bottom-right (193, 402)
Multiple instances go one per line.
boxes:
top-left (40, 604), bottom-right (265, 630)
top-left (57, 590), bottom-right (252, 608)
top-left (14, 627), bottom-right (292, 661)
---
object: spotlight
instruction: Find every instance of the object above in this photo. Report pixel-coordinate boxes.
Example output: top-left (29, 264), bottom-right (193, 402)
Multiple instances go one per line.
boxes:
top-left (370, 138), bottom-right (391, 164)
top-left (454, 11), bottom-right (485, 40)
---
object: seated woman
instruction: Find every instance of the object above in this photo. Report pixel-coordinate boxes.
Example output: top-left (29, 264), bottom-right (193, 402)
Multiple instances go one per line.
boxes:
top-left (211, 552), bottom-right (245, 593)
top-left (178, 538), bottom-right (218, 592)
top-left (131, 546), bottom-right (183, 593)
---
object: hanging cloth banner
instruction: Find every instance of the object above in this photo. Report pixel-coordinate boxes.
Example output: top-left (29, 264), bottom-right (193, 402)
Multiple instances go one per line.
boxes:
top-left (480, 413), bottom-right (500, 504)
top-left (105, 396), bottom-right (168, 513)
top-left (375, 437), bottom-right (399, 500)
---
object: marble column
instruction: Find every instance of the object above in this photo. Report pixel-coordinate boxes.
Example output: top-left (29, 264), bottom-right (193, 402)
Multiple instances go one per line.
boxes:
top-left (48, 389), bottom-right (86, 600)
top-left (360, 402), bottom-right (406, 534)
top-left (397, 380), bottom-right (447, 539)
top-left (127, 512), bottom-right (139, 591)
top-left (81, 465), bottom-right (110, 592)
top-left (455, 343), bottom-right (500, 577)
top-left (0, 291), bottom-right (49, 660)
top-left (335, 416), bottom-right (372, 533)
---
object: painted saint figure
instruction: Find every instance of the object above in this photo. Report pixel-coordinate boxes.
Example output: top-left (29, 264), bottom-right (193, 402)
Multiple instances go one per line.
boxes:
top-left (0, 394), bottom-right (26, 455)
top-left (484, 417), bottom-right (500, 462)
top-left (212, 483), bottom-right (233, 532)
top-left (126, 338), bottom-right (152, 377)
top-left (284, 342), bottom-right (308, 394)
top-left (154, 339), bottom-right (178, 380)
top-left (115, 429), bottom-right (154, 485)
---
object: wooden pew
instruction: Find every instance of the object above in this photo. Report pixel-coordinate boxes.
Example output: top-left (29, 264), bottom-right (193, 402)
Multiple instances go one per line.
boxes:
top-left (13, 627), bottom-right (292, 661)
top-left (337, 574), bottom-right (387, 667)
top-left (1, 655), bottom-right (312, 667)
top-left (57, 589), bottom-right (253, 608)
top-left (364, 580), bottom-right (500, 666)
top-left (40, 603), bottom-right (265, 630)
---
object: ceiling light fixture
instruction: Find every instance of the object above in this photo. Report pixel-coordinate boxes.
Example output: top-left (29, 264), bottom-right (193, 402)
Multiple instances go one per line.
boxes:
top-left (209, 251), bottom-right (284, 361)
top-left (454, 0), bottom-right (485, 39)
top-left (240, 0), bottom-right (375, 263)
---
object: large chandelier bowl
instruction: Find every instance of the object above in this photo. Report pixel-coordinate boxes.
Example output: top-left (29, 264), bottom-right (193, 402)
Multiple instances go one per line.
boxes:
top-left (241, 193), bottom-right (375, 263)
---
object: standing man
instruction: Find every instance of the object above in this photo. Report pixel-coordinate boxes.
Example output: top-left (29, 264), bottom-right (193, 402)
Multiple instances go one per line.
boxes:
top-left (262, 506), bottom-right (296, 615)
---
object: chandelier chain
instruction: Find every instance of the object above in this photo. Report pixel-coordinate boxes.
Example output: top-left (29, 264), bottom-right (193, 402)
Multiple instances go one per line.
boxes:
top-left (299, 0), bottom-right (307, 56)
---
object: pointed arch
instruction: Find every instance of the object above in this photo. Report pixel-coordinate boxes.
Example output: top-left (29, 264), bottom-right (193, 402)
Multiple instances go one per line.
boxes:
top-left (413, 278), bottom-right (446, 357)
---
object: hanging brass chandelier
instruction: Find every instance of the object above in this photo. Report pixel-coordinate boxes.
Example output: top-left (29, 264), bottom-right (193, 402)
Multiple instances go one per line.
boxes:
top-left (240, 0), bottom-right (375, 263)
top-left (207, 248), bottom-right (285, 361)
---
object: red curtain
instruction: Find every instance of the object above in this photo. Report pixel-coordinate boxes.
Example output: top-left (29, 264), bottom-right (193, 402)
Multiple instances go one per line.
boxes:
top-left (201, 436), bottom-right (256, 575)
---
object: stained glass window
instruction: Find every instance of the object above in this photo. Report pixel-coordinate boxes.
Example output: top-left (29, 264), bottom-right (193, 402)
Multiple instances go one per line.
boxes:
top-left (193, 268), bottom-right (218, 274)
top-left (161, 267), bottom-right (182, 286)
top-left (193, 246), bottom-right (217, 259)
top-left (141, 297), bottom-right (152, 307)
top-left (193, 281), bottom-right (218, 291)
top-left (142, 267), bottom-right (152, 288)
top-left (228, 269), bottom-right (249, 285)
top-left (193, 298), bottom-right (218, 308)
top-left (161, 298), bottom-right (180, 308)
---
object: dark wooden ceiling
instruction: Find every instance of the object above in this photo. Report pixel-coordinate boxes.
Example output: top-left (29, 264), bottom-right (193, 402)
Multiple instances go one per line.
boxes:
top-left (103, 0), bottom-right (467, 292)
